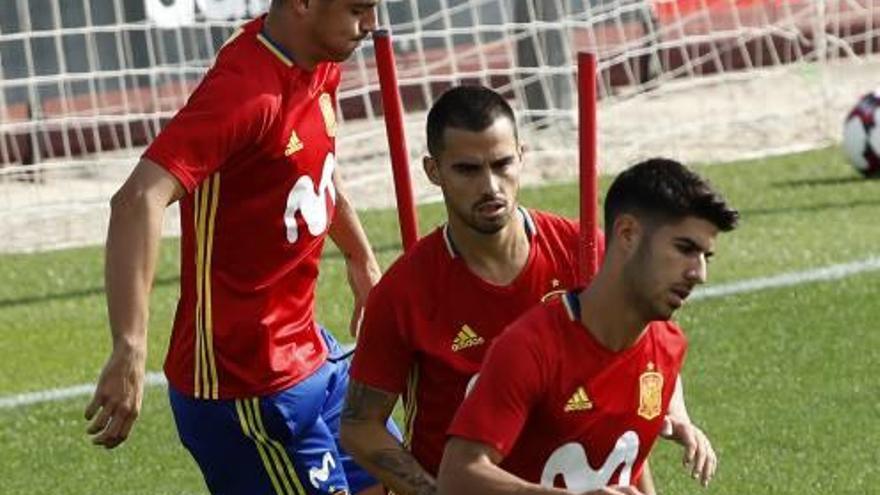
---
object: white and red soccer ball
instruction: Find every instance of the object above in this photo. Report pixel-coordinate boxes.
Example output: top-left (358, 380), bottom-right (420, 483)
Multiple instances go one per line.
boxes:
top-left (842, 88), bottom-right (880, 177)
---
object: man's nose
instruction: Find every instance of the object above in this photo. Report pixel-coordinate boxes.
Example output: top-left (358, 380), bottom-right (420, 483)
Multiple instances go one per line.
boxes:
top-left (685, 254), bottom-right (708, 284)
top-left (360, 7), bottom-right (378, 34)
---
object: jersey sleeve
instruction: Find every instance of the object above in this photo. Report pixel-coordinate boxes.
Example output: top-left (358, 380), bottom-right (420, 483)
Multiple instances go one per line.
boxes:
top-left (446, 320), bottom-right (546, 457)
top-left (349, 273), bottom-right (415, 394)
top-left (143, 68), bottom-right (275, 192)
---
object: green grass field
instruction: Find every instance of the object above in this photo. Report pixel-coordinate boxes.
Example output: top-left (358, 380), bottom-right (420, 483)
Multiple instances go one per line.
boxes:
top-left (1, 147), bottom-right (879, 494)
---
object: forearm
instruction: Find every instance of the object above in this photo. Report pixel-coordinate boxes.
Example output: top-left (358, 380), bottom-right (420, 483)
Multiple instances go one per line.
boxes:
top-left (438, 458), bottom-right (565, 495)
top-left (86, 159), bottom-right (182, 448)
top-left (329, 173), bottom-right (376, 265)
top-left (437, 439), bottom-right (566, 495)
top-left (666, 375), bottom-right (691, 423)
top-left (104, 182), bottom-right (167, 353)
top-left (637, 460), bottom-right (657, 495)
top-left (341, 420), bottom-right (436, 495)
top-left (341, 381), bottom-right (433, 493)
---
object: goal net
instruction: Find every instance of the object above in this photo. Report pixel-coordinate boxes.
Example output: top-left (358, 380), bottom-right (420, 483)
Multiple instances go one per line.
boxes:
top-left (1, 0), bottom-right (878, 252)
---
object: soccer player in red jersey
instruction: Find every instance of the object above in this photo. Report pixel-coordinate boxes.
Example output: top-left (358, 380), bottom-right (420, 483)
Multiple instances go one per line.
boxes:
top-left (340, 87), bottom-right (717, 495)
top-left (437, 158), bottom-right (739, 495)
top-left (84, 1), bottom-right (396, 494)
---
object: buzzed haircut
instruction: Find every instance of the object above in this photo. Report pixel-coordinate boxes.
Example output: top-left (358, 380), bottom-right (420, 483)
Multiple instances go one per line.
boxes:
top-left (604, 158), bottom-right (739, 240)
top-left (426, 85), bottom-right (517, 157)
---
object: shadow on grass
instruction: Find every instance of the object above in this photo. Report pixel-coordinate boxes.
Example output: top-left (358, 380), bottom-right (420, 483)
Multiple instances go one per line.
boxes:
top-left (772, 175), bottom-right (873, 188)
top-left (0, 242), bottom-right (404, 309)
top-left (741, 198), bottom-right (880, 218)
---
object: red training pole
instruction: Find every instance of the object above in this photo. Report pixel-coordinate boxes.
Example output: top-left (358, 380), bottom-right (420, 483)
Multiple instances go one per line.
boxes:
top-left (578, 52), bottom-right (599, 286)
top-left (373, 29), bottom-right (419, 252)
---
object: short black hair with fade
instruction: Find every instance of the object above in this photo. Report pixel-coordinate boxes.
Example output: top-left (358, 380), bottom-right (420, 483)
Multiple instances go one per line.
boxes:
top-left (426, 85), bottom-right (517, 157)
top-left (604, 158), bottom-right (739, 240)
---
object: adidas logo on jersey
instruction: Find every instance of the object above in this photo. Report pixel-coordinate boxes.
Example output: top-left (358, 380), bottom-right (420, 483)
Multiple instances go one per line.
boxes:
top-left (285, 130), bottom-right (303, 156)
top-left (452, 325), bottom-right (485, 352)
top-left (564, 386), bottom-right (593, 412)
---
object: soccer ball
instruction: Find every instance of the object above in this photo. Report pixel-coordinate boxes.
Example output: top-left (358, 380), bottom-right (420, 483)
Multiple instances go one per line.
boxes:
top-left (842, 89), bottom-right (880, 177)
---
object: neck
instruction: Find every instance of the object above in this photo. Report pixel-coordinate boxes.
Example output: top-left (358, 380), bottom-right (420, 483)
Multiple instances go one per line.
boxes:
top-left (264, 8), bottom-right (319, 70)
top-left (578, 265), bottom-right (649, 351)
top-left (447, 208), bottom-right (530, 286)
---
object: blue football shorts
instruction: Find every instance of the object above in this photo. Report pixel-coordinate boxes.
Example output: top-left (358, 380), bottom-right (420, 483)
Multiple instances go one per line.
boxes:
top-left (169, 327), bottom-right (401, 495)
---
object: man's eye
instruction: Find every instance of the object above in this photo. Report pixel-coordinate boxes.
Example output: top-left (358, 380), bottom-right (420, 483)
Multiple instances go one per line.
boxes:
top-left (677, 244), bottom-right (696, 255)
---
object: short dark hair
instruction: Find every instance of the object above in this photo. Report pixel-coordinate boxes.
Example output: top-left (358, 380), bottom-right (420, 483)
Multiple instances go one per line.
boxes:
top-left (426, 85), bottom-right (517, 157)
top-left (604, 158), bottom-right (739, 239)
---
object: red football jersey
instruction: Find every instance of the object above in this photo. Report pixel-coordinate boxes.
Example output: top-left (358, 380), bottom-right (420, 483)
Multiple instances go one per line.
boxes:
top-left (145, 16), bottom-right (341, 399)
top-left (350, 209), bottom-right (605, 475)
top-left (448, 291), bottom-right (687, 491)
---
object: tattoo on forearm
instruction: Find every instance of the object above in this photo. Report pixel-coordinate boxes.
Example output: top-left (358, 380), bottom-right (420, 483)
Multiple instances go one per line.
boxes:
top-left (341, 381), bottom-right (397, 422)
top-left (342, 382), bottom-right (433, 495)
top-left (372, 448), bottom-right (437, 495)
top-left (342, 381), bottom-right (368, 421)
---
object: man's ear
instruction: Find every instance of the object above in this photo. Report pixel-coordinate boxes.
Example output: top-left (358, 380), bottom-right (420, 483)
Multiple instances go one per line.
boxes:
top-left (423, 156), bottom-right (442, 186)
top-left (287, 0), bottom-right (310, 16)
top-left (613, 213), bottom-right (643, 256)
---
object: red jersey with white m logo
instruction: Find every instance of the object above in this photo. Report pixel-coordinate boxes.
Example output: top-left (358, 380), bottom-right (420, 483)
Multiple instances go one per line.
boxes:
top-left (144, 16), bottom-right (339, 399)
top-left (448, 291), bottom-right (687, 490)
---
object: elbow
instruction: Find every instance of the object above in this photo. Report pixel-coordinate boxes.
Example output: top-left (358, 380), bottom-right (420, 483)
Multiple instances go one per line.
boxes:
top-left (109, 184), bottom-right (150, 218)
top-left (108, 189), bottom-right (142, 234)
top-left (109, 187), bottom-right (133, 214)
top-left (109, 182), bottom-right (167, 224)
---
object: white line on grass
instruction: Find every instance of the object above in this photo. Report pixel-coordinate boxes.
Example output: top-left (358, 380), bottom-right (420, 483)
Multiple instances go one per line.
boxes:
top-left (0, 372), bottom-right (167, 410)
top-left (0, 344), bottom-right (357, 410)
top-left (691, 256), bottom-right (880, 300)
top-left (3, 256), bottom-right (879, 410)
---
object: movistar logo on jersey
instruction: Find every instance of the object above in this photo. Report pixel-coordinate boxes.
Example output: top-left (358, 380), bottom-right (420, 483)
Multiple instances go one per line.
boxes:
top-left (285, 129), bottom-right (303, 156)
top-left (541, 432), bottom-right (639, 490)
top-left (284, 153), bottom-right (337, 244)
top-left (309, 452), bottom-right (337, 489)
top-left (452, 325), bottom-right (485, 352)
top-left (564, 386), bottom-right (593, 412)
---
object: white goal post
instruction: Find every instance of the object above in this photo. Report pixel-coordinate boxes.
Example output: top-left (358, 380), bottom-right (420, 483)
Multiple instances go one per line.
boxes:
top-left (1, 0), bottom-right (879, 252)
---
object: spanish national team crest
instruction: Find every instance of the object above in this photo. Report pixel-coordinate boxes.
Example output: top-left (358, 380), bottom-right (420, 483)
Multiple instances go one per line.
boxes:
top-left (319, 93), bottom-right (337, 138)
top-left (637, 362), bottom-right (663, 420)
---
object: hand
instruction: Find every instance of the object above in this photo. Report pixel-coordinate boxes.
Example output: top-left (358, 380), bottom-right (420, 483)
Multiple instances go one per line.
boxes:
top-left (578, 486), bottom-right (645, 495)
top-left (84, 345), bottom-right (146, 449)
top-left (345, 256), bottom-right (382, 338)
top-left (662, 415), bottom-right (717, 487)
